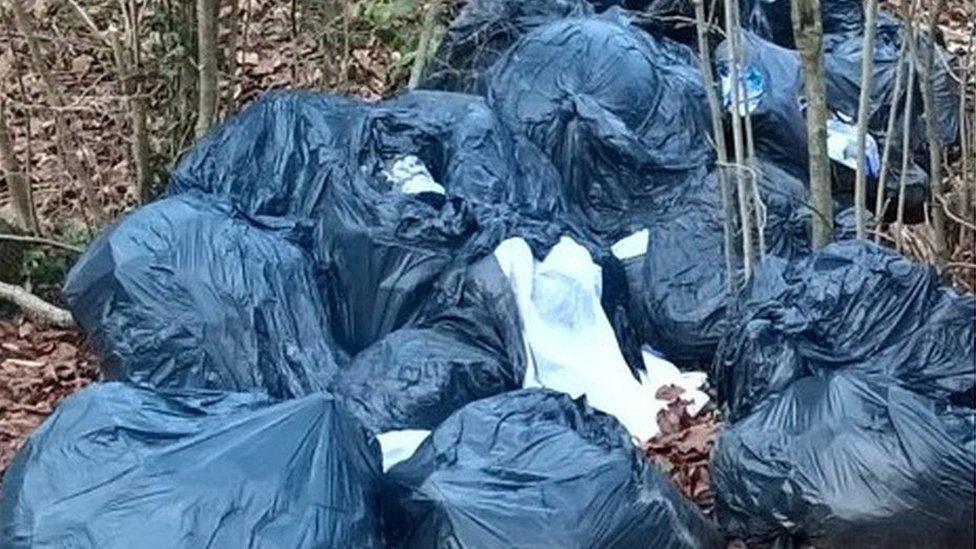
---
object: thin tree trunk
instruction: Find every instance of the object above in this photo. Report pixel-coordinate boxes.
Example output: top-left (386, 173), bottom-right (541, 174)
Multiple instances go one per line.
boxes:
top-left (895, 52), bottom-right (917, 252)
top-left (731, 0), bottom-right (766, 259)
top-left (693, 0), bottom-right (737, 291)
top-left (408, 0), bottom-right (443, 89)
top-left (961, 24), bottom-right (974, 251)
top-left (195, 0), bottom-right (219, 138)
top-left (853, 0), bottom-right (878, 239)
top-left (875, 36), bottom-right (909, 243)
top-left (792, 0), bottom-right (833, 248)
top-left (225, 0), bottom-right (240, 114)
top-left (723, 4), bottom-right (755, 279)
top-left (126, 0), bottom-right (150, 201)
top-left (0, 99), bottom-right (37, 233)
top-left (0, 233), bottom-right (82, 253)
top-left (8, 0), bottom-right (102, 226)
top-left (917, 0), bottom-right (947, 261)
top-left (9, 30), bottom-right (38, 229)
top-left (0, 280), bottom-right (75, 328)
top-left (109, 28), bottom-right (151, 203)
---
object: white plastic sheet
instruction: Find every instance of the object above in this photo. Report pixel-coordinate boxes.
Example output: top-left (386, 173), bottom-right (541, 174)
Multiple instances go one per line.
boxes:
top-left (377, 429), bottom-right (431, 472)
top-left (494, 236), bottom-right (709, 441)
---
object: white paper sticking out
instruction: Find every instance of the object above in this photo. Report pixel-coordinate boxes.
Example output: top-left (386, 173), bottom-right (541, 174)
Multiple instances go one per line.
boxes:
top-left (611, 229), bottom-right (649, 260)
top-left (827, 115), bottom-right (881, 178)
top-left (377, 429), bottom-right (430, 472)
top-left (385, 155), bottom-right (445, 195)
top-left (493, 236), bottom-right (710, 442)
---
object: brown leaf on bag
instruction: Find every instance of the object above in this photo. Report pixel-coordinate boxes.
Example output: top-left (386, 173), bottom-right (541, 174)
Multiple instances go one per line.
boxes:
top-left (643, 388), bottom-right (722, 513)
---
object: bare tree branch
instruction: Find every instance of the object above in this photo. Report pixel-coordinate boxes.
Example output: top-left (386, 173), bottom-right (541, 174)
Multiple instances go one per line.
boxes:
top-left (853, 0), bottom-right (878, 239)
top-left (0, 281), bottom-right (75, 328)
top-left (0, 98), bottom-right (38, 233)
top-left (693, 0), bottom-right (738, 291)
top-left (722, 6), bottom-right (755, 278)
top-left (895, 30), bottom-right (917, 252)
top-left (917, 0), bottom-right (947, 262)
top-left (792, 0), bottom-right (833, 248)
top-left (409, 0), bottom-right (443, 89)
top-left (874, 36), bottom-right (909, 243)
top-left (8, 0), bottom-right (103, 227)
top-left (0, 233), bottom-right (82, 253)
top-left (195, 0), bottom-right (219, 137)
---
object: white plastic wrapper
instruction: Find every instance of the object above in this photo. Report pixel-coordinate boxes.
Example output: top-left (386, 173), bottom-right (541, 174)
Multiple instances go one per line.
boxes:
top-left (494, 236), bottom-right (709, 442)
top-left (611, 229), bottom-right (648, 260)
top-left (384, 155), bottom-right (445, 195)
top-left (377, 429), bottom-right (431, 472)
top-left (827, 114), bottom-right (881, 178)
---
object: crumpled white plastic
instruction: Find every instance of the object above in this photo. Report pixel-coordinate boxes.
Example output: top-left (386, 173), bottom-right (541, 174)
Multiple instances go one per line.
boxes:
top-left (384, 155), bottom-right (446, 195)
top-left (377, 429), bottom-right (431, 472)
top-left (494, 236), bottom-right (709, 442)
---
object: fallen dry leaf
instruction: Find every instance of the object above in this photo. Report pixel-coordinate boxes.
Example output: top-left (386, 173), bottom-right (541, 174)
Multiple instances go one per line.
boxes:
top-left (0, 320), bottom-right (99, 481)
top-left (643, 387), bottom-right (722, 513)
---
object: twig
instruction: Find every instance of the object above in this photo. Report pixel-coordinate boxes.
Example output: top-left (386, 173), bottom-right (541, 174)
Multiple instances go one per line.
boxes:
top-left (10, 41), bottom-right (38, 228)
top-left (0, 98), bottom-right (38, 233)
top-left (875, 36), bottom-right (910, 242)
top-left (67, 0), bottom-right (106, 42)
top-left (943, 261), bottom-right (976, 271)
top-left (918, 0), bottom-right (948, 262)
top-left (0, 281), bottom-right (75, 328)
top-left (934, 194), bottom-right (976, 231)
top-left (693, 0), bottom-right (738, 291)
top-left (8, 0), bottom-right (102, 228)
top-left (723, 10), bottom-right (754, 279)
top-left (108, 24), bottom-right (151, 203)
top-left (896, 4), bottom-right (918, 253)
top-left (853, 0), bottom-right (879, 239)
top-left (0, 233), bottom-right (82, 253)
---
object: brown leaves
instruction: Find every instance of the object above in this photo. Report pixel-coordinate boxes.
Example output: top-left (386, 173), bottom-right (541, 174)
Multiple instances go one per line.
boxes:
top-left (70, 55), bottom-right (95, 78)
top-left (0, 320), bottom-right (99, 480)
top-left (643, 385), bottom-right (722, 512)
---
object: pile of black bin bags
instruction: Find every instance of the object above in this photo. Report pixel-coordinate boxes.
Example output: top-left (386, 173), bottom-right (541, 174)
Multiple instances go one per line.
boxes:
top-left (712, 241), bottom-right (976, 548)
top-left (2, 0), bottom-right (974, 547)
top-left (0, 85), bottom-right (717, 548)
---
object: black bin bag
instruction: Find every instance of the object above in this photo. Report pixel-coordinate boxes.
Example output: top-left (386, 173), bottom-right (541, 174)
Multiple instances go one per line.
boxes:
top-left (0, 382), bottom-right (384, 548)
top-left (423, 0), bottom-right (593, 94)
top-left (633, 162), bottom-right (809, 367)
top-left (712, 370), bottom-right (976, 548)
top-left (714, 240), bottom-right (976, 421)
top-left (739, 0), bottom-right (863, 49)
top-left (715, 31), bottom-right (809, 181)
top-left (63, 193), bottom-right (339, 398)
top-left (824, 13), bottom-right (960, 158)
top-left (170, 91), bottom-right (367, 218)
top-left (382, 389), bottom-right (723, 548)
top-left (315, 91), bottom-right (562, 355)
top-left (823, 13), bottom-right (960, 220)
top-left (172, 90), bottom-right (561, 358)
top-left (335, 327), bottom-right (521, 433)
top-left (487, 14), bottom-right (712, 243)
top-left (334, 254), bottom-right (530, 433)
